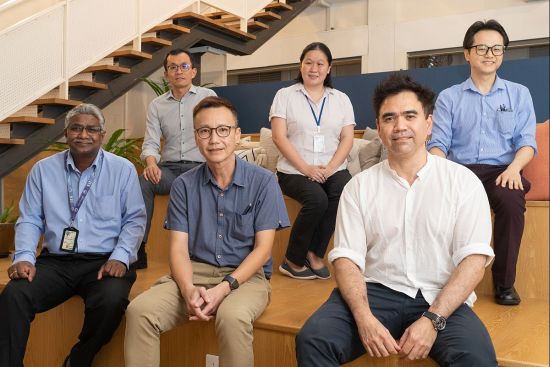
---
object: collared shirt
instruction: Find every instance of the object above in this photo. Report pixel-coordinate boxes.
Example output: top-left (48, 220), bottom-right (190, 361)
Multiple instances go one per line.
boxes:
top-left (328, 154), bottom-right (494, 307)
top-left (428, 76), bottom-right (537, 165)
top-left (269, 83), bottom-right (356, 175)
top-left (14, 150), bottom-right (146, 267)
top-left (165, 157), bottom-right (290, 276)
top-left (141, 85), bottom-right (217, 163)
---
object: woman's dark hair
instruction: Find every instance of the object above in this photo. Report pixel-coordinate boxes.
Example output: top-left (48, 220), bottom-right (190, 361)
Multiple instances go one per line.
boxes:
top-left (463, 19), bottom-right (509, 49)
top-left (295, 42), bottom-right (334, 88)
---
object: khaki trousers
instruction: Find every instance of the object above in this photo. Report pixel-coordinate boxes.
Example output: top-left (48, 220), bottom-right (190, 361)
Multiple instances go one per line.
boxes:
top-left (124, 262), bottom-right (271, 367)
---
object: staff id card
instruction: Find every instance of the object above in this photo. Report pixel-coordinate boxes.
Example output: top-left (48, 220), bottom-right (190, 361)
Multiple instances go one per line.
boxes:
top-left (313, 132), bottom-right (325, 153)
top-left (60, 226), bottom-right (79, 252)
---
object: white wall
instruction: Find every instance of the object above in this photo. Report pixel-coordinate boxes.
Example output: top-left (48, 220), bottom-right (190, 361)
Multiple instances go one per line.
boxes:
top-left (227, 0), bottom-right (550, 73)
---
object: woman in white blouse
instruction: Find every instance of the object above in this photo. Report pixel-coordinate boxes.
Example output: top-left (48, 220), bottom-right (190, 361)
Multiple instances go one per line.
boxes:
top-left (270, 42), bottom-right (355, 280)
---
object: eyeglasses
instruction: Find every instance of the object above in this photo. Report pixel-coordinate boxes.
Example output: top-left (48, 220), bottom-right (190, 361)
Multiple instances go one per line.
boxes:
top-left (67, 125), bottom-right (104, 135)
top-left (195, 125), bottom-right (237, 139)
top-left (469, 44), bottom-right (505, 56)
top-left (167, 63), bottom-right (192, 72)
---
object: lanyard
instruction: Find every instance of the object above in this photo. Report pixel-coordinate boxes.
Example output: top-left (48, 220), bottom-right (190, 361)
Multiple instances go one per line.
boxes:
top-left (305, 95), bottom-right (326, 132)
top-left (65, 152), bottom-right (103, 226)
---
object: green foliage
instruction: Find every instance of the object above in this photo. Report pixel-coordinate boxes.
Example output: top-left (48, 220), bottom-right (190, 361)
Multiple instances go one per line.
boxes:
top-left (0, 202), bottom-right (17, 223)
top-left (46, 128), bottom-right (143, 167)
top-left (140, 77), bottom-right (170, 96)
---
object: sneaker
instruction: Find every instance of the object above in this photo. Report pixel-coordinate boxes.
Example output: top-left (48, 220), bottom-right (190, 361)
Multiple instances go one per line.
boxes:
top-left (279, 262), bottom-right (316, 280)
top-left (305, 259), bottom-right (331, 280)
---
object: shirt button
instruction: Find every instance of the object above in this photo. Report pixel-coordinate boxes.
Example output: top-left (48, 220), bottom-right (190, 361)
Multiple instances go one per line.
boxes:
top-left (480, 148), bottom-right (484, 152)
top-left (217, 255), bottom-right (221, 259)
top-left (483, 113), bottom-right (487, 116)
top-left (481, 130), bottom-right (485, 134)
top-left (218, 234), bottom-right (222, 239)
top-left (219, 212), bottom-right (224, 217)
top-left (220, 193), bottom-right (224, 197)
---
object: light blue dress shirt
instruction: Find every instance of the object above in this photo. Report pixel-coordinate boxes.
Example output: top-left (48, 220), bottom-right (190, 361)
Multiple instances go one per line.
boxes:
top-left (13, 149), bottom-right (146, 267)
top-left (428, 76), bottom-right (537, 165)
top-left (165, 157), bottom-right (290, 277)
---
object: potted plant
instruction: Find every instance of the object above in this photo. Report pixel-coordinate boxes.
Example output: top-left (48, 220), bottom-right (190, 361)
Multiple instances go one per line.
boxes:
top-left (0, 202), bottom-right (17, 257)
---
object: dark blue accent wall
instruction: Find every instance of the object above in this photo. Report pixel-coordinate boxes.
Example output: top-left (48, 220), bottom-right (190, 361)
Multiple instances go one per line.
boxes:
top-left (213, 56), bottom-right (549, 133)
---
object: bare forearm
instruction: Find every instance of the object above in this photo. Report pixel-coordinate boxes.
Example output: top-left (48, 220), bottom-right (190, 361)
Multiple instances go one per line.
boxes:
top-left (334, 258), bottom-right (372, 322)
top-left (326, 126), bottom-right (354, 171)
top-left (509, 146), bottom-right (535, 171)
top-left (231, 230), bottom-right (274, 284)
top-left (169, 232), bottom-right (194, 295)
top-left (144, 156), bottom-right (158, 167)
top-left (429, 254), bottom-right (487, 318)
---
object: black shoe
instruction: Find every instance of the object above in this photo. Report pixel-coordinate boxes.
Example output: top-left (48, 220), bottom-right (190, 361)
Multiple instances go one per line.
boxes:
top-left (494, 285), bottom-right (521, 305)
top-left (135, 243), bottom-right (148, 269)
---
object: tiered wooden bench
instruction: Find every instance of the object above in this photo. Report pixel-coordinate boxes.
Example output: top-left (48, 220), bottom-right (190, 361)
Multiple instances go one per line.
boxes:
top-left (0, 199), bottom-right (547, 366)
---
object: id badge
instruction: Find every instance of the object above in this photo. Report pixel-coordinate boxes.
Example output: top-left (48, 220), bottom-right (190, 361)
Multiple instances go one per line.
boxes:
top-left (60, 227), bottom-right (79, 252)
top-left (313, 133), bottom-right (325, 153)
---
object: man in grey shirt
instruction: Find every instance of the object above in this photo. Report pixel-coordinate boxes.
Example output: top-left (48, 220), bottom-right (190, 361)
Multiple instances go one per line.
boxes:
top-left (138, 48), bottom-right (216, 268)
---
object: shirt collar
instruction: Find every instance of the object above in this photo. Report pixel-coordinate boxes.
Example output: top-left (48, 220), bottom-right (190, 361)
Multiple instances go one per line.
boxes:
top-left (382, 151), bottom-right (433, 183)
top-left (295, 83), bottom-right (334, 98)
top-left (66, 149), bottom-right (103, 173)
top-left (463, 75), bottom-right (505, 94)
top-left (166, 85), bottom-right (198, 101)
top-left (201, 156), bottom-right (246, 188)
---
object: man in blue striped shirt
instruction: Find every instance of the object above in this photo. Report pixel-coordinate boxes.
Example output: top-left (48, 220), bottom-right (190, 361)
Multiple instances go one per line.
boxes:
top-left (0, 104), bottom-right (146, 367)
top-left (428, 20), bottom-right (537, 306)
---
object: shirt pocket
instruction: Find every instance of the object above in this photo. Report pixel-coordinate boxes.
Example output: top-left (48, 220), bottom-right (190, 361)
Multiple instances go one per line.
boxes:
top-left (92, 195), bottom-right (117, 221)
top-left (232, 212), bottom-right (255, 242)
top-left (496, 111), bottom-right (515, 136)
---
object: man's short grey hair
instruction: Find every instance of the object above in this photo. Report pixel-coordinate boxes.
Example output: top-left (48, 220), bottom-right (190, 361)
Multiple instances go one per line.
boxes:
top-left (65, 103), bottom-right (106, 131)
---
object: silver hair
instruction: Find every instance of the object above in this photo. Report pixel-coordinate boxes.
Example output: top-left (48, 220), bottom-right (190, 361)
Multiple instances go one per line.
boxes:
top-left (64, 103), bottom-right (106, 131)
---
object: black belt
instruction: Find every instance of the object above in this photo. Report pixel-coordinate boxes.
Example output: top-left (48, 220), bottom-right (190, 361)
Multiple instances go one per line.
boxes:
top-left (165, 160), bottom-right (202, 165)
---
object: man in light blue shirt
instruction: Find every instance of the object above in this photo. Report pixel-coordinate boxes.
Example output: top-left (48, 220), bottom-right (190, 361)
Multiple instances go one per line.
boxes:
top-left (0, 104), bottom-right (146, 367)
top-left (428, 19), bottom-right (537, 306)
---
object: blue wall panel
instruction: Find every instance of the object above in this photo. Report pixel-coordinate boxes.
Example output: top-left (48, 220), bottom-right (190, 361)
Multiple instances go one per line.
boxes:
top-left (213, 56), bottom-right (549, 133)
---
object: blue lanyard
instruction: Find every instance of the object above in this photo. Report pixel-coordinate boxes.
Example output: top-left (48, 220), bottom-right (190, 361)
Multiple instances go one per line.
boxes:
top-left (305, 95), bottom-right (326, 130)
top-left (65, 151), bottom-right (103, 226)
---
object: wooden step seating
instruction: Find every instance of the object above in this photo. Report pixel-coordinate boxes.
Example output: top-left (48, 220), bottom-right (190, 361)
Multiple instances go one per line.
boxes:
top-left (254, 11), bottom-right (282, 21)
top-left (0, 138), bottom-right (24, 145)
top-left (148, 21), bottom-right (191, 35)
top-left (264, 1), bottom-right (294, 11)
top-left (170, 12), bottom-right (256, 41)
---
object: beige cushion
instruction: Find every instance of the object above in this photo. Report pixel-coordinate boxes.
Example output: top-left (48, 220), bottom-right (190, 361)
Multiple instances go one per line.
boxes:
top-left (358, 137), bottom-right (388, 171)
top-left (235, 147), bottom-right (266, 166)
top-left (259, 128), bottom-right (280, 172)
top-left (362, 127), bottom-right (379, 140)
top-left (347, 138), bottom-right (371, 176)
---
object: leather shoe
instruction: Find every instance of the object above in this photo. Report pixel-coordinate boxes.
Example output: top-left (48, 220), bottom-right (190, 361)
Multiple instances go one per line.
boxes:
top-left (494, 285), bottom-right (521, 305)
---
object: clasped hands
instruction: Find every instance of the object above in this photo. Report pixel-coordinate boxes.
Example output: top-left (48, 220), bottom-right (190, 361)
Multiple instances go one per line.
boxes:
top-left (304, 164), bottom-right (335, 183)
top-left (184, 283), bottom-right (231, 321)
top-left (359, 314), bottom-right (437, 361)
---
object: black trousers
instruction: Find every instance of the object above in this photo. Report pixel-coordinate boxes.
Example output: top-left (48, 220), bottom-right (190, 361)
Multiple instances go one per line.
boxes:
top-left (465, 164), bottom-right (530, 288)
top-left (0, 253), bottom-right (136, 367)
top-left (297, 284), bottom-right (497, 367)
top-left (277, 170), bottom-right (351, 266)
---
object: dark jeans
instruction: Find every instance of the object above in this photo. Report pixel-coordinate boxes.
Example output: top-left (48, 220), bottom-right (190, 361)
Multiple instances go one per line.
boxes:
top-left (296, 284), bottom-right (497, 367)
top-left (277, 170), bottom-right (351, 267)
top-left (139, 161), bottom-right (200, 243)
top-left (0, 253), bottom-right (136, 367)
top-left (465, 164), bottom-right (530, 288)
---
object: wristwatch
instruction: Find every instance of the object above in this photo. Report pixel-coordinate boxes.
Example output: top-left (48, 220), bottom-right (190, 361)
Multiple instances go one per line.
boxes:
top-left (422, 311), bottom-right (446, 331)
top-left (222, 275), bottom-right (239, 291)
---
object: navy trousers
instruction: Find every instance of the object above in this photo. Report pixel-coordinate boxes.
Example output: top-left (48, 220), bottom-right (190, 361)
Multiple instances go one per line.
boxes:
top-left (296, 283), bottom-right (497, 367)
top-left (0, 253), bottom-right (136, 367)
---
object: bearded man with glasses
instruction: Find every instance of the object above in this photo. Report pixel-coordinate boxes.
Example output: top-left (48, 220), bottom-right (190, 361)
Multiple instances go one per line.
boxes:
top-left (428, 19), bottom-right (537, 306)
top-left (138, 48), bottom-right (217, 268)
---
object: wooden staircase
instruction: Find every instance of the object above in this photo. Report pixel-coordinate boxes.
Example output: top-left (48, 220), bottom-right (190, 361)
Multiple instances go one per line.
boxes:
top-left (0, 0), bottom-right (314, 179)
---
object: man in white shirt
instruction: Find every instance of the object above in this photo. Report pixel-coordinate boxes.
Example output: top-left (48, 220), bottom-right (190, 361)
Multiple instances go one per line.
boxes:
top-left (296, 74), bottom-right (497, 366)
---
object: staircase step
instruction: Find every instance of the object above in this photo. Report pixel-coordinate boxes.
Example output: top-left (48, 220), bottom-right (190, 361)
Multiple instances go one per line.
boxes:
top-left (30, 98), bottom-right (81, 107)
top-left (0, 138), bottom-right (24, 145)
top-left (171, 12), bottom-right (256, 40)
top-left (1, 116), bottom-right (55, 125)
top-left (11, 105), bottom-right (38, 118)
top-left (265, 2), bottom-right (293, 11)
top-left (216, 15), bottom-right (240, 24)
top-left (254, 11), bottom-right (282, 21)
top-left (141, 36), bottom-right (172, 46)
top-left (82, 65), bottom-right (131, 74)
top-left (148, 23), bottom-right (191, 34)
top-left (205, 11), bottom-right (229, 19)
top-left (231, 20), bottom-right (269, 31)
top-left (68, 81), bottom-right (108, 90)
top-left (92, 57), bottom-right (114, 67)
top-left (108, 49), bottom-right (152, 60)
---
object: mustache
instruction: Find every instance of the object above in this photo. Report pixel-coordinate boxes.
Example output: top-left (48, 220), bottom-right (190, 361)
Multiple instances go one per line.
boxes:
top-left (391, 132), bottom-right (414, 139)
top-left (73, 139), bottom-right (93, 143)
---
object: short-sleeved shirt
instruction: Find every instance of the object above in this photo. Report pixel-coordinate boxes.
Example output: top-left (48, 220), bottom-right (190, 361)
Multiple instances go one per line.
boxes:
top-left (329, 154), bottom-right (494, 307)
top-left (140, 85), bottom-right (217, 163)
top-left (269, 83), bottom-right (356, 175)
top-left (427, 76), bottom-right (537, 165)
top-left (165, 157), bottom-right (290, 277)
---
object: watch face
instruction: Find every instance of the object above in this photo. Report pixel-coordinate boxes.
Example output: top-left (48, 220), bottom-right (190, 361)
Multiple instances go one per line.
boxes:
top-left (435, 317), bottom-right (446, 331)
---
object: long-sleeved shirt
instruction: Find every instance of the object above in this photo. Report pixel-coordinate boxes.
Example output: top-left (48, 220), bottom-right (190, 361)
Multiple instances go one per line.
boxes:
top-left (141, 86), bottom-right (217, 163)
top-left (14, 149), bottom-right (146, 267)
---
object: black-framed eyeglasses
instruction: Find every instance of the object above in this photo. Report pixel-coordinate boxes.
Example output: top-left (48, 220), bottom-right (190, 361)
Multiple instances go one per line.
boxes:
top-left (195, 125), bottom-right (237, 139)
top-left (167, 63), bottom-right (192, 72)
top-left (469, 44), bottom-right (505, 56)
top-left (67, 125), bottom-right (104, 135)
